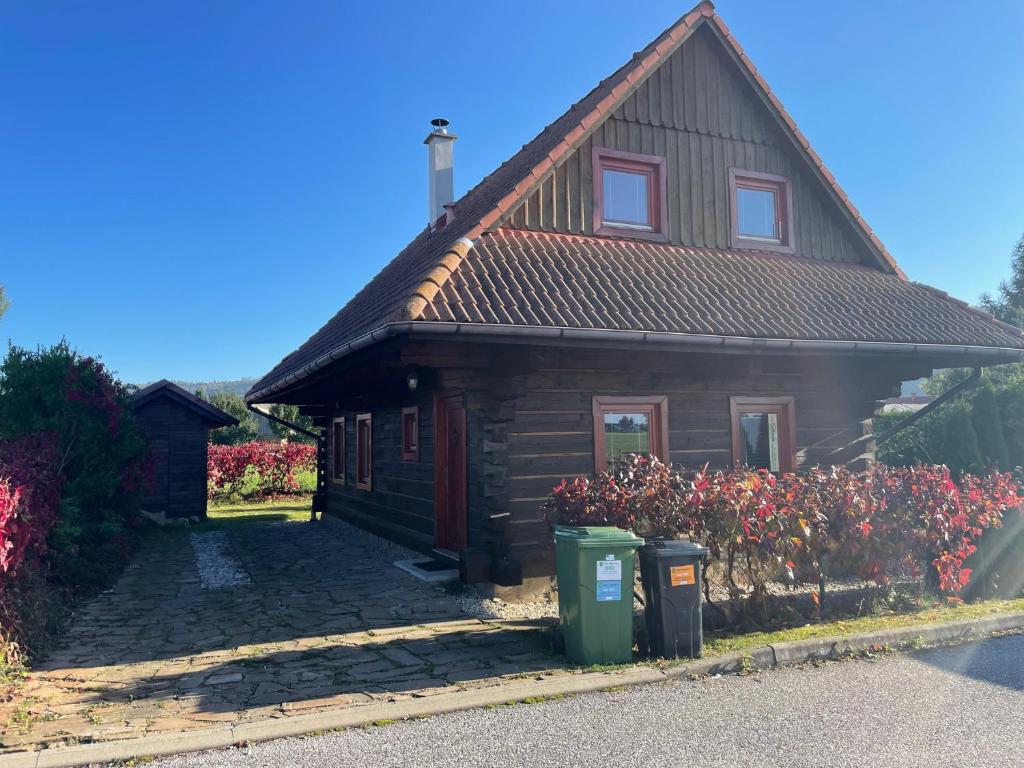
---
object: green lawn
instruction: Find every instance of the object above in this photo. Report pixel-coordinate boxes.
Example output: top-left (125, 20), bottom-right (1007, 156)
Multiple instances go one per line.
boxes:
top-left (201, 496), bottom-right (313, 528)
top-left (703, 597), bottom-right (1024, 656)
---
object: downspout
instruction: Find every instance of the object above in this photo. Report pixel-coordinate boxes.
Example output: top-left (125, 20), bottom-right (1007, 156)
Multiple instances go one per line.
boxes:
top-left (874, 367), bottom-right (983, 446)
top-left (247, 403), bottom-right (326, 522)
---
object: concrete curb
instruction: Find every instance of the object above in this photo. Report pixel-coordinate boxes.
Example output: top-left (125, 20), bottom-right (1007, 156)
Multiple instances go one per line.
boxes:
top-left (9, 612), bottom-right (1023, 768)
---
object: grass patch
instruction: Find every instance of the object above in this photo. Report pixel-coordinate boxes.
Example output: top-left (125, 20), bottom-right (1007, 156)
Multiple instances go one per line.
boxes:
top-left (200, 497), bottom-right (313, 528)
top-left (521, 694), bottom-right (565, 704)
top-left (703, 597), bottom-right (1024, 656)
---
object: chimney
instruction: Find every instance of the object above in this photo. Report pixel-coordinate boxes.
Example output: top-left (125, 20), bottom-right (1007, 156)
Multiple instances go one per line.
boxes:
top-left (424, 118), bottom-right (457, 227)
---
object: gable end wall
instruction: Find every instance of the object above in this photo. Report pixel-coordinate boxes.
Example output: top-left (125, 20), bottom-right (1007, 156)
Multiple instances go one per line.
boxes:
top-left (504, 26), bottom-right (870, 265)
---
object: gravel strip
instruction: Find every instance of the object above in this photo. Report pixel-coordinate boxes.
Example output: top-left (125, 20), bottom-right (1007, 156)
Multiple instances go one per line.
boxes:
top-left (190, 531), bottom-right (251, 589)
top-left (457, 593), bottom-right (559, 621)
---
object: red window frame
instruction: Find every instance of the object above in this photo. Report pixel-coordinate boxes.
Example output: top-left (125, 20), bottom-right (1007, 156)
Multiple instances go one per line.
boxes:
top-left (729, 168), bottom-right (794, 253)
top-left (592, 395), bottom-right (670, 473)
top-left (592, 147), bottom-right (668, 242)
top-left (355, 413), bottom-right (372, 491)
top-left (331, 416), bottom-right (346, 484)
top-left (401, 406), bottom-right (419, 461)
top-left (729, 396), bottom-right (796, 472)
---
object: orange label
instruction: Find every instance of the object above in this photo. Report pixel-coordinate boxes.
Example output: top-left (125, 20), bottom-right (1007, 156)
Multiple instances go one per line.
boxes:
top-left (670, 564), bottom-right (696, 586)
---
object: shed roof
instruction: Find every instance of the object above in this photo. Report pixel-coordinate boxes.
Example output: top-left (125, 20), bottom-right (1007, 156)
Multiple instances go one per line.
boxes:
top-left (133, 380), bottom-right (239, 428)
top-left (246, 1), bottom-right (1024, 403)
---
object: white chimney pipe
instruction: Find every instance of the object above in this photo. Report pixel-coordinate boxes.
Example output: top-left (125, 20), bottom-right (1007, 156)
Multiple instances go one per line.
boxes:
top-left (424, 118), bottom-right (457, 227)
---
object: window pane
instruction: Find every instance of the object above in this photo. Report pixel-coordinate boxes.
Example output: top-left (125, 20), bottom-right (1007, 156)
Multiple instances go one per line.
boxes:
top-left (333, 425), bottom-right (343, 478)
top-left (357, 419), bottom-right (371, 484)
top-left (737, 186), bottom-right (777, 239)
top-left (603, 411), bottom-right (651, 464)
top-left (603, 169), bottom-right (649, 226)
top-left (740, 412), bottom-right (780, 471)
top-left (403, 412), bottom-right (417, 452)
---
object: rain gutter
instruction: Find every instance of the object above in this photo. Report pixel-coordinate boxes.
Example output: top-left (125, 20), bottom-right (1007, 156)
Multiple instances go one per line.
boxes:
top-left (246, 323), bottom-right (1024, 405)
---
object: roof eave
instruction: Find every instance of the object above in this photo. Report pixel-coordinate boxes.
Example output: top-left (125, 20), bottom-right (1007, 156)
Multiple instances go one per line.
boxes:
top-left (245, 321), bottom-right (1024, 404)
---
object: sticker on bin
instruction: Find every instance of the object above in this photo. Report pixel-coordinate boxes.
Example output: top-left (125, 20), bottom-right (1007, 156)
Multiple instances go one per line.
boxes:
top-left (596, 557), bottom-right (621, 581)
top-left (596, 581), bottom-right (622, 601)
top-left (596, 557), bottom-right (622, 601)
top-left (670, 564), bottom-right (696, 586)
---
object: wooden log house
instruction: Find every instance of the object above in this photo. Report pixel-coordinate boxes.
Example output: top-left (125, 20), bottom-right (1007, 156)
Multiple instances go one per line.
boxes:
top-left (246, 2), bottom-right (1024, 592)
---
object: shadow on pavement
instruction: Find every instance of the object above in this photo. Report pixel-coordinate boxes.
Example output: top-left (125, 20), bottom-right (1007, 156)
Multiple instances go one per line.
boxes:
top-left (910, 633), bottom-right (1024, 692)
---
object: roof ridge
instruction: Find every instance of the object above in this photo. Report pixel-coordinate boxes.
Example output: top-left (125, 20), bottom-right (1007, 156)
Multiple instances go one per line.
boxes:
top-left (402, 237), bottom-right (475, 321)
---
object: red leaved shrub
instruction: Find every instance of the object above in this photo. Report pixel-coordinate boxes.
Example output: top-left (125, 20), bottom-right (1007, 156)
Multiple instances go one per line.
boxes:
top-left (544, 457), bottom-right (1023, 622)
top-left (0, 433), bottom-right (63, 579)
top-left (208, 441), bottom-right (316, 500)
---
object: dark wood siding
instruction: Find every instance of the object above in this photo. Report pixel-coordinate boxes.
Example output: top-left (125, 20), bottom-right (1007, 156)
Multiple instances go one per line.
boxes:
top-left (497, 347), bottom-right (903, 577)
top-left (505, 26), bottom-right (868, 265)
top-left (134, 398), bottom-right (211, 520)
top-left (327, 390), bottom-right (437, 551)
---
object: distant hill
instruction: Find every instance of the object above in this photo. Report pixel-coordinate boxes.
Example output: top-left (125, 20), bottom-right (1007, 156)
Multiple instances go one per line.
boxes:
top-left (168, 378), bottom-right (258, 398)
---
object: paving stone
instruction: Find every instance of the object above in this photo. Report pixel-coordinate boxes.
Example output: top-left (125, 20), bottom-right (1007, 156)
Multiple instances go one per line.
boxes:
top-left (378, 647), bottom-right (424, 667)
top-left (4, 518), bottom-right (560, 754)
top-left (346, 659), bottom-right (396, 677)
top-left (206, 672), bottom-right (244, 685)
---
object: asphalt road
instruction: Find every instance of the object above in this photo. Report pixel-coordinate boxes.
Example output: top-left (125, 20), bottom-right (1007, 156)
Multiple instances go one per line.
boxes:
top-left (147, 634), bottom-right (1024, 768)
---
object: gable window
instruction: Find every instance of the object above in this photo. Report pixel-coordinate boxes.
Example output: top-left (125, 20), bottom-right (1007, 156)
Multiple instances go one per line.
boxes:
top-left (592, 396), bottom-right (670, 472)
top-left (593, 147), bottom-right (667, 241)
top-left (332, 417), bottom-right (346, 483)
top-left (401, 406), bottom-right (419, 461)
top-left (730, 396), bottom-right (795, 472)
top-left (729, 169), bottom-right (793, 253)
top-left (356, 413), bottom-right (372, 490)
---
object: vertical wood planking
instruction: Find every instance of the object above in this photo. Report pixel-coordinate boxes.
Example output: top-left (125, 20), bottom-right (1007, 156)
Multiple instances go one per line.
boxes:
top-left (501, 27), bottom-right (868, 265)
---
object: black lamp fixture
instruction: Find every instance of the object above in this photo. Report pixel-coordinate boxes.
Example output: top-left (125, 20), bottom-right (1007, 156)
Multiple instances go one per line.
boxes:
top-left (406, 369), bottom-right (419, 392)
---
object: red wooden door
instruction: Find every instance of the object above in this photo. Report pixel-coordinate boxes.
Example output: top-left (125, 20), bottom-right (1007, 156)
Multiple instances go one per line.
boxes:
top-left (434, 393), bottom-right (467, 551)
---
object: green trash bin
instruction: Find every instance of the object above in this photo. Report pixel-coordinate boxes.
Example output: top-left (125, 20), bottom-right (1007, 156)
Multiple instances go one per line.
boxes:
top-left (554, 525), bottom-right (643, 665)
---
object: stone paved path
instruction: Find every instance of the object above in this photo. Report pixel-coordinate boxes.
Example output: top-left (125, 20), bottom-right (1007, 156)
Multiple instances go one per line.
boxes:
top-left (0, 518), bottom-right (565, 754)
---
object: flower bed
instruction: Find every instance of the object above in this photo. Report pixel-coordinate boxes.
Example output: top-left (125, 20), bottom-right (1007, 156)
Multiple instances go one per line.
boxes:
top-left (545, 456), bottom-right (1024, 625)
top-left (207, 441), bottom-right (316, 501)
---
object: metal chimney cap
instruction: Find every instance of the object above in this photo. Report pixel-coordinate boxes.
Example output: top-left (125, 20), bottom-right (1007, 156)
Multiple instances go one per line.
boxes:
top-left (430, 118), bottom-right (450, 130)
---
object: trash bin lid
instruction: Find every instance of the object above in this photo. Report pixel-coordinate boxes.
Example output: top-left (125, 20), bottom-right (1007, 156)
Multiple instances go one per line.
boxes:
top-left (553, 525), bottom-right (643, 547)
top-left (642, 538), bottom-right (709, 556)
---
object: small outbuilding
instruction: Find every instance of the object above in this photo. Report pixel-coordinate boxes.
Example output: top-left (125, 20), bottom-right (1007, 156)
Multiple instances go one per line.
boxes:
top-left (132, 380), bottom-right (238, 521)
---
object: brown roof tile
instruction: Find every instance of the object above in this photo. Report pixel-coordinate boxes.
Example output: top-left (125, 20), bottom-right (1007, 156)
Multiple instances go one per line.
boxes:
top-left (423, 229), bottom-right (1024, 350)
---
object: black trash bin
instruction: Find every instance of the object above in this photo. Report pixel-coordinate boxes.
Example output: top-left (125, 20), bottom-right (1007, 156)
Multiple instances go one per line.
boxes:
top-left (639, 539), bottom-right (709, 659)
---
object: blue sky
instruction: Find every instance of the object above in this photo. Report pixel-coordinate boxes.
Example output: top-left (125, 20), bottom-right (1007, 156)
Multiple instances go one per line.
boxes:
top-left (2, 0), bottom-right (1022, 385)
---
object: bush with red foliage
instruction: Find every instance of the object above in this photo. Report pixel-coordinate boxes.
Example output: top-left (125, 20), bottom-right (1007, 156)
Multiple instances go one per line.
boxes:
top-left (208, 441), bottom-right (316, 500)
top-left (0, 342), bottom-right (147, 664)
top-left (544, 457), bottom-right (1023, 622)
top-left (0, 434), bottom-right (63, 579)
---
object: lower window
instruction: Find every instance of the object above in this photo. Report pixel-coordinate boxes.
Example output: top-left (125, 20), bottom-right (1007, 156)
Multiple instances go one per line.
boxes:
top-left (401, 406), bottom-right (419, 461)
top-left (592, 396), bottom-right (669, 472)
top-left (331, 417), bottom-right (346, 483)
top-left (729, 396), bottom-right (795, 472)
top-left (356, 413), bottom-right (372, 490)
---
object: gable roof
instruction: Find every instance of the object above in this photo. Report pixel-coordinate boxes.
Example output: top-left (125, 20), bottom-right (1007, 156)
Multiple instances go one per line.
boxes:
top-left (247, 2), bottom-right (1021, 403)
top-left (133, 380), bottom-right (239, 428)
